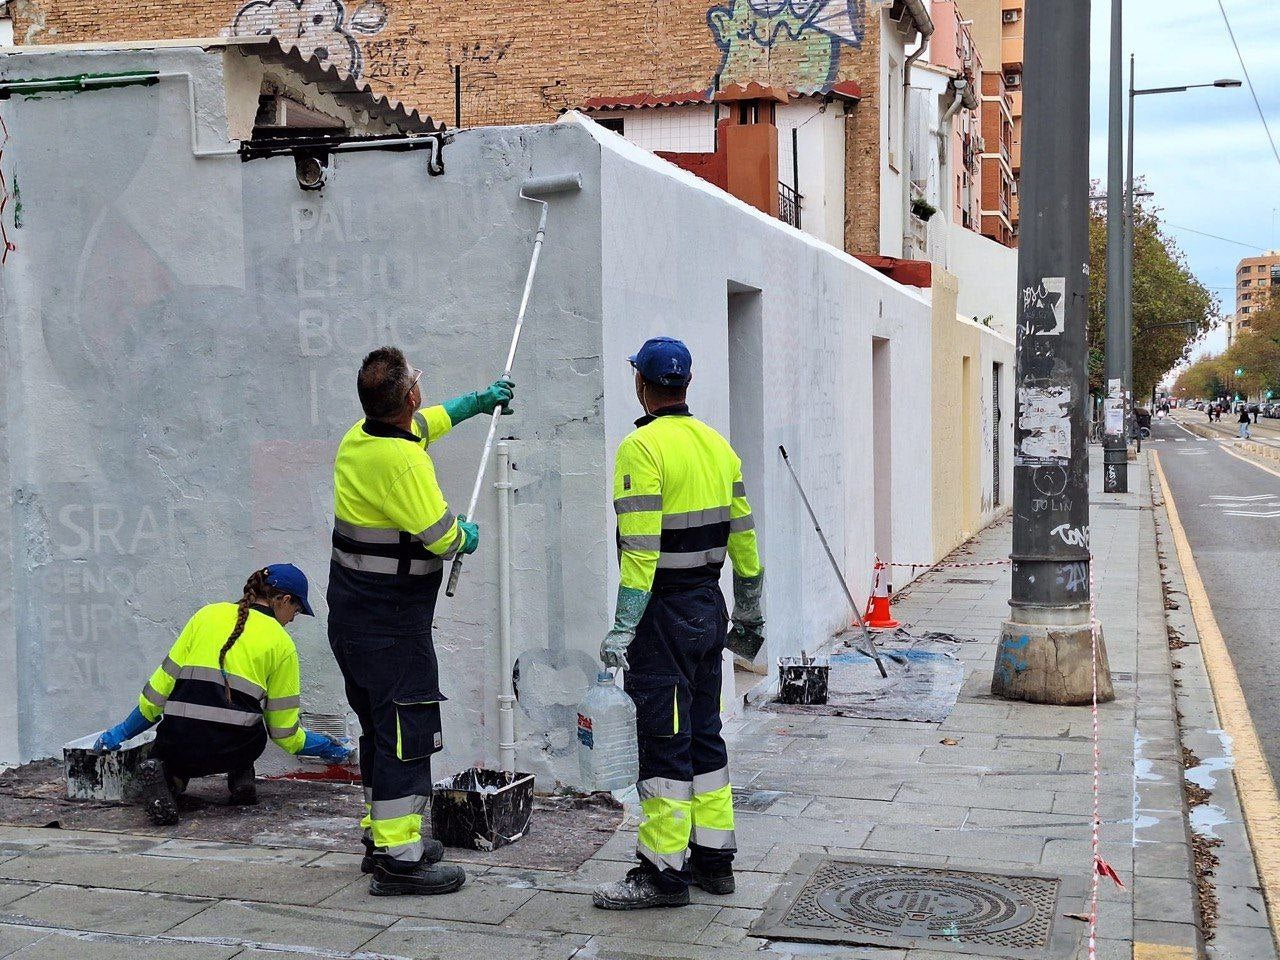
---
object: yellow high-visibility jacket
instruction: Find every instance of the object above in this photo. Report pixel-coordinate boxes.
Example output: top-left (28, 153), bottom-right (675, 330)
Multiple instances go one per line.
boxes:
top-left (139, 601), bottom-right (305, 755)
top-left (329, 406), bottom-right (465, 635)
top-left (613, 406), bottom-right (762, 592)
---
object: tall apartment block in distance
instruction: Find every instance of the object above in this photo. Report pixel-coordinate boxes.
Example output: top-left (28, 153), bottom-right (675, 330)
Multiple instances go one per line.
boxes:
top-left (1228, 250), bottom-right (1280, 345)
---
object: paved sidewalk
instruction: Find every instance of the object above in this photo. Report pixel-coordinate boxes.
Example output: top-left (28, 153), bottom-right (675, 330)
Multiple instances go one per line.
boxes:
top-left (0, 454), bottom-right (1240, 959)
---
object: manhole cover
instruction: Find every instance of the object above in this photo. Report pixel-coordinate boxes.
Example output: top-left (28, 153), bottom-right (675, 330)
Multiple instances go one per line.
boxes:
top-left (753, 855), bottom-right (1086, 958)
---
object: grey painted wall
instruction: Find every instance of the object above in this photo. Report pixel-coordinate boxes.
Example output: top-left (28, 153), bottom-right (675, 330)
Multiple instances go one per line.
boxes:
top-left (0, 45), bottom-right (607, 783)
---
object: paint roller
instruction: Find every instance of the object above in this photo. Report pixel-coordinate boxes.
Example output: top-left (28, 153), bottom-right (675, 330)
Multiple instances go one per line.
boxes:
top-left (446, 172), bottom-right (584, 598)
top-left (778, 446), bottom-right (906, 677)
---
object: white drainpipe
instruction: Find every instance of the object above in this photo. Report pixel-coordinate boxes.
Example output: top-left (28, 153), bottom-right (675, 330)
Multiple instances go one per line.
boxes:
top-left (495, 440), bottom-right (517, 772)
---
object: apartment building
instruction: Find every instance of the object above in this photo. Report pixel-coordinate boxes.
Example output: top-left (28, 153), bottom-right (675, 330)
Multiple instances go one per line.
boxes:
top-left (1233, 250), bottom-right (1280, 340)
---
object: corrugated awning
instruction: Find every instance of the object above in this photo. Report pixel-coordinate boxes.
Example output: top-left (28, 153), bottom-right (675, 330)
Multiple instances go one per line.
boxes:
top-left (240, 35), bottom-right (443, 135)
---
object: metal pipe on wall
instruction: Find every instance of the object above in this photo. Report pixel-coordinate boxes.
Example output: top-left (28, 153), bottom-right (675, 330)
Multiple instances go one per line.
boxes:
top-left (495, 440), bottom-right (517, 773)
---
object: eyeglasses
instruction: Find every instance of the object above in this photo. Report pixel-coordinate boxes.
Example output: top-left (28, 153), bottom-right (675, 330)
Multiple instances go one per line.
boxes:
top-left (407, 367), bottom-right (423, 401)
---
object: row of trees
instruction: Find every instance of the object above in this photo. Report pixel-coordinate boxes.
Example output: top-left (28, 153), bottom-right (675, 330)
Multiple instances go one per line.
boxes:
top-left (1174, 294), bottom-right (1280, 401)
top-left (1085, 190), bottom-right (1217, 402)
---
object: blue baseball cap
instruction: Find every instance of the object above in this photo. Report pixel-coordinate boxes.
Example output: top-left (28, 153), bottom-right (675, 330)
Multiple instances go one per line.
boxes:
top-left (628, 337), bottom-right (692, 387)
top-left (264, 563), bottom-right (314, 616)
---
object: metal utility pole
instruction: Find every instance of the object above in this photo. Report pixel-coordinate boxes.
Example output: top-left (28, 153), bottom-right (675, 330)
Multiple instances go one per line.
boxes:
top-left (1103, 2), bottom-right (1128, 494)
top-left (993, 0), bottom-right (1114, 704)
top-left (1123, 54), bottom-right (1137, 453)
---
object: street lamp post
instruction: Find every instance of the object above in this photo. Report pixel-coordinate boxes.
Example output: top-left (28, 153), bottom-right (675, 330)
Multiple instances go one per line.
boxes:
top-left (992, 1), bottom-right (1108, 705)
top-left (1102, 0), bottom-right (1126, 493)
top-left (1125, 61), bottom-right (1240, 448)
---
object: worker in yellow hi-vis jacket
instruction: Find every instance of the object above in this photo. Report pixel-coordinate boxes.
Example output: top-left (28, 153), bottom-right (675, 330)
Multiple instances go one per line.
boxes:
top-left (328, 346), bottom-right (514, 899)
top-left (593, 336), bottom-right (765, 911)
top-left (95, 564), bottom-right (352, 826)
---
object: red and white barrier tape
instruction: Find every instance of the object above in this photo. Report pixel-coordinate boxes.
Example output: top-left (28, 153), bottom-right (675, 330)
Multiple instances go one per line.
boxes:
top-left (1088, 560), bottom-right (1123, 960)
top-left (0, 114), bottom-right (15, 264)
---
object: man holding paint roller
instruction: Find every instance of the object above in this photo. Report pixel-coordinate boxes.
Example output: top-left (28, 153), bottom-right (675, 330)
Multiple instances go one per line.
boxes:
top-left (594, 336), bottom-right (765, 911)
top-left (328, 346), bottom-right (513, 897)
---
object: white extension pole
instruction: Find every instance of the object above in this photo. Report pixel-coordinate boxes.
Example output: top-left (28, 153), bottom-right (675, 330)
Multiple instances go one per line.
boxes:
top-left (445, 200), bottom-right (549, 598)
top-left (495, 441), bottom-right (516, 772)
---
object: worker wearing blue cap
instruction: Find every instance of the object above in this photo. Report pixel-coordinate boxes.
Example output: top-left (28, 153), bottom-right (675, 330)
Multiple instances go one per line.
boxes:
top-left (95, 563), bottom-right (352, 825)
top-left (594, 336), bottom-right (766, 911)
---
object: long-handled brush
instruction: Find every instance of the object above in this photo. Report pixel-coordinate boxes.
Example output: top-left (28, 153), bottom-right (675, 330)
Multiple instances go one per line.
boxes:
top-left (446, 173), bottom-right (583, 597)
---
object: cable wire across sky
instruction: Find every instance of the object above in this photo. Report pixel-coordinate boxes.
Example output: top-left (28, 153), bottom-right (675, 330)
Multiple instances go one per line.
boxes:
top-left (1217, 0), bottom-right (1280, 172)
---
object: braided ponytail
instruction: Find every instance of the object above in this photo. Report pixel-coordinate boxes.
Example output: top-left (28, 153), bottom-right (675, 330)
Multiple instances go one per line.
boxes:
top-left (220, 568), bottom-right (272, 704)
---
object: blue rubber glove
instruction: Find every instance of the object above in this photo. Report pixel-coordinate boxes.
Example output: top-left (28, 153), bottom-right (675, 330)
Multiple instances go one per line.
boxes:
top-left (442, 379), bottom-right (515, 425)
top-left (456, 515), bottom-right (479, 555)
top-left (94, 706), bottom-right (156, 751)
top-left (299, 731), bottom-right (354, 763)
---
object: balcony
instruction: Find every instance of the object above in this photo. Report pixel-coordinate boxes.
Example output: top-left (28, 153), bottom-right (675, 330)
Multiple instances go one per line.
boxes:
top-left (778, 181), bottom-right (802, 229)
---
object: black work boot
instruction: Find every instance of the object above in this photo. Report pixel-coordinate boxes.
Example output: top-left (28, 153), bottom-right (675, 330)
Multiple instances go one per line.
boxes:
top-left (593, 867), bottom-right (690, 910)
top-left (361, 835), bottom-right (444, 875)
top-left (137, 759), bottom-right (179, 826)
top-left (691, 866), bottom-right (735, 895)
top-left (226, 766), bottom-right (258, 805)
top-left (369, 852), bottom-right (465, 896)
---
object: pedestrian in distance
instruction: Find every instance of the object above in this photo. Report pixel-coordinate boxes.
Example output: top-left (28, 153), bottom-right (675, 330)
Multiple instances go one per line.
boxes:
top-left (95, 564), bottom-right (353, 826)
top-left (328, 347), bottom-right (513, 897)
top-left (594, 336), bottom-right (765, 911)
top-left (1239, 404), bottom-right (1252, 439)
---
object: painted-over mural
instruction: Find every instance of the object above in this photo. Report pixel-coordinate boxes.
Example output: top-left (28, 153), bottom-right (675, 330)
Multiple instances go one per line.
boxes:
top-left (226, 0), bottom-right (390, 79)
top-left (707, 0), bottom-right (867, 91)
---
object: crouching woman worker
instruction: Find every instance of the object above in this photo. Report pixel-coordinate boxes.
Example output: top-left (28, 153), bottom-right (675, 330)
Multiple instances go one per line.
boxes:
top-left (95, 564), bottom-right (353, 825)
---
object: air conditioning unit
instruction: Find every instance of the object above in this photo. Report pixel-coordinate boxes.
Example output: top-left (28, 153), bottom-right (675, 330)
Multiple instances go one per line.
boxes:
top-left (1006, 73), bottom-right (1022, 88)
top-left (1003, 9), bottom-right (1021, 23)
top-left (975, 136), bottom-right (986, 152)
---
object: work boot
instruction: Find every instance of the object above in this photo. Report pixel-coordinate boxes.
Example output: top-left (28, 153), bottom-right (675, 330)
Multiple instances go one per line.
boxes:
top-left (368, 853), bottom-right (465, 896)
top-left (592, 867), bottom-right (690, 910)
top-left (137, 759), bottom-right (179, 826)
top-left (226, 766), bottom-right (257, 805)
top-left (691, 866), bottom-right (735, 895)
top-left (361, 835), bottom-right (444, 874)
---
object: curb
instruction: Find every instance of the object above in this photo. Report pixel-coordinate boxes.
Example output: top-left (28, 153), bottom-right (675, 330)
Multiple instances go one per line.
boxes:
top-left (1151, 452), bottom-right (1280, 959)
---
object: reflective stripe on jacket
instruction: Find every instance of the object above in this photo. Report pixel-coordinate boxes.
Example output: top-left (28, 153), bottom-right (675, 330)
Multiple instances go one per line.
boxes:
top-left (328, 407), bottom-right (464, 635)
top-left (613, 405), bottom-right (763, 592)
top-left (138, 601), bottom-right (306, 754)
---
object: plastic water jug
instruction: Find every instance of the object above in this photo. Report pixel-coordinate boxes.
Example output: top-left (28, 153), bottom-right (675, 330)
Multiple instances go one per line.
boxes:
top-left (577, 671), bottom-right (639, 792)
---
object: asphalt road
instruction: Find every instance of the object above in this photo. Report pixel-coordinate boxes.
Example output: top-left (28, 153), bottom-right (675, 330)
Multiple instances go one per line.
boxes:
top-left (1152, 414), bottom-right (1280, 782)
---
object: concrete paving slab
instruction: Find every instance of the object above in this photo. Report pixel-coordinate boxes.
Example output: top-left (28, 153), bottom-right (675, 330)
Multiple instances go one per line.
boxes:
top-left (0, 883), bottom-right (41, 911)
top-left (1132, 919), bottom-right (1199, 951)
top-left (164, 899), bottom-right (393, 952)
top-left (140, 839), bottom-right (324, 866)
top-left (1211, 884), bottom-right (1271, 929)
top-left (1206, 923), bottom-right (1280, 960)
top-left (575, 934), bottom-right (895, 960)
top-left (318, 869), bottom-right (537, 924)
top-left (796, 797), bottom-right (969, 829)
top-left (0, 851), bottom-right (189, 892)
top-left (862, 824), bottom-right (1046, 864)
top-left (0, 828), bottom-right (156, 854)
top-left (0, 885), bottom-right (212, 937)
top-left (501, 890), bottom-right (720, 942)
top-left (0, 925), bottom-right (48, 959)
top-left (142, 858), bottom-right (361, 906)
top-left (359, 918), bottom-right (587, 960)
top-left (2, 931), bottom-right (241, 960)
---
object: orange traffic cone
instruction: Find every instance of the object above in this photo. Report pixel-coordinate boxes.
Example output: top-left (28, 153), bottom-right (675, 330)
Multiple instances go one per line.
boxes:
top-left (864, 560), bottom-right (900, 630)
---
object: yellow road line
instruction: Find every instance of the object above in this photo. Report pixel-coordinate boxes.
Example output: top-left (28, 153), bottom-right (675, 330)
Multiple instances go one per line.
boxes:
top-left (1218, 442), bottom-right (1280, 480)
top-left (1153, 450), bottom-right (1280, 951)
top-left (1134, 944), bottom-right (1194, 960)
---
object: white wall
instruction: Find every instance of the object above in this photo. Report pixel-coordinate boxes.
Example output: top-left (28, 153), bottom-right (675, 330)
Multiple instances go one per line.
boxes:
top-left (948, 221), bottom-right (1018, 338)
top-left (777, 100), bottom-right (847, 250)
top-left (591, 117), bottom-right (934, 681)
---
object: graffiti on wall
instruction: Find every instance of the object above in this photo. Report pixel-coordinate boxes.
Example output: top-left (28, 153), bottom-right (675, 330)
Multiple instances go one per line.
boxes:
top-left (707, 0), bottom-right (866, 91)
top-left (227, 0), bottom-right (390, 79)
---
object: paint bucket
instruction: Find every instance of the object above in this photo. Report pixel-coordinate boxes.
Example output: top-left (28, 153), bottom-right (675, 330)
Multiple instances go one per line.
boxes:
top-left (63, 729), bottom-right (156, 802)
top-left (431, 768), bottom-right (535, 851)
top-left (777, 655), bottom-right (830, 705)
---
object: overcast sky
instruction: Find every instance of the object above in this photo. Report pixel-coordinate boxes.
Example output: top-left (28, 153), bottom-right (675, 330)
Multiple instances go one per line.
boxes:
top-left (1085, 0), bottom-right (1277, 366)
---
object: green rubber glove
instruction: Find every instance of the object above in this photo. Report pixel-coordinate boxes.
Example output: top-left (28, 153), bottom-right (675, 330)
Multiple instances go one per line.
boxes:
top-left (600, 585), bottom-right (651, 670)
top-left (727, 571), bottom-right (765, 661)
top-left (456, 515), bottom-right (479, 555)
top-left (442, 379), bottom-right (515, 425)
